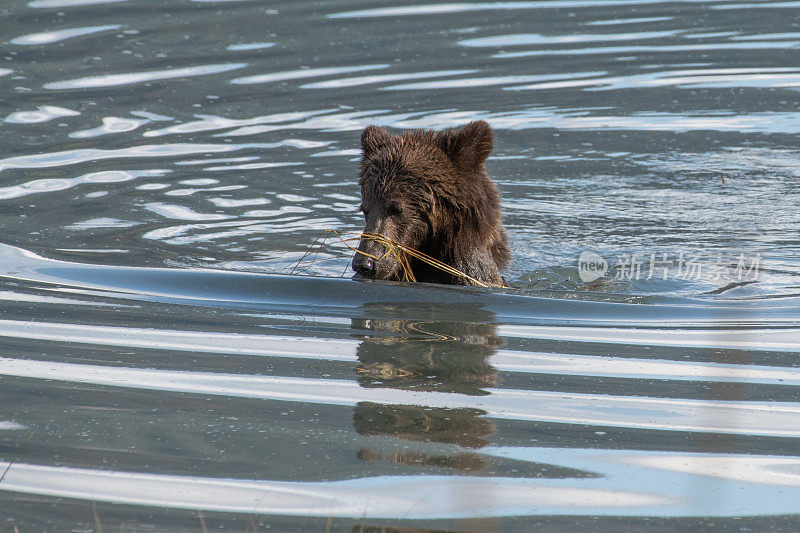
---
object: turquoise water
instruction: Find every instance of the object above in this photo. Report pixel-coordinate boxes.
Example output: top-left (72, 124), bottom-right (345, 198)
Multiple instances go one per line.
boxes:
top-left (1, 0), bottom-right (800, 530)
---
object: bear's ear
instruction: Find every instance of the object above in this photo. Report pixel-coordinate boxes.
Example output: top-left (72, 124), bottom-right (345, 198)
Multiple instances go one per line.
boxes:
top-left (438, 120), bottom-right (493, 168)
top-left (361, 125), bottom-right (393, 156)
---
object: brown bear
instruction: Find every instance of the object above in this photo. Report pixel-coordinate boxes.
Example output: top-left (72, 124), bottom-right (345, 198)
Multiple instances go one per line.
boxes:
top-left (351, 120), bottom-right (510, 286)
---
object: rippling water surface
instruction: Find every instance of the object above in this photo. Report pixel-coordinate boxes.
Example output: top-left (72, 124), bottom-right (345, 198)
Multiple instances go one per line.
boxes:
top-left (2, 0), bottom-right (800, 530)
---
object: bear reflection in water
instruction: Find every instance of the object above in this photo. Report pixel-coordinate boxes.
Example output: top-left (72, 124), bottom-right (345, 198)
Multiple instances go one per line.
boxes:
top-left (353, 315), bottom-right (500, 395)
top-left (351, 307), bottom-right (501, 472)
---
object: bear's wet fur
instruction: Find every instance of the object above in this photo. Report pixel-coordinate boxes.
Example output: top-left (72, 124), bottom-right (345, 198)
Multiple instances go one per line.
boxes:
top-left (351, 120), bottom-right (510, 286)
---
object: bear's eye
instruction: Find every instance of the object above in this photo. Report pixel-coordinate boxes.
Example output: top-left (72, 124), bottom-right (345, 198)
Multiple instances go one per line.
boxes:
top-left (385, 204), bottom-right (402, 217)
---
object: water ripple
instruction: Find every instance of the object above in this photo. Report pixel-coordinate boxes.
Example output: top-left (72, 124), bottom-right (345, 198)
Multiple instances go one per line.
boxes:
top-left (44, 63), bottom-right (247, 90)
top-left (328, 1), bottom-right (728, 18)
top-left (585, 16), bottom-right (674, 25)
top-left (493, 349), bottom-right (800, 385)
top-left (200, 161), bottom-right (303, 172)
top-left (226, 42), bottom-right (275, 51)
top-left (6, 448), bottom-right (792, 518)
top-left (69, 116), bottom-right (149, 138)
top-left (499, 324), bottom-right (800, 351)
top-left (142, 216), bottom-right (343, 243)
top-left (459, 30), bottom-right (682, 47)
top-left (0, 142), bottom-right (317, 172)
top-left (230, 64), bottom-right (389, 85)
top-left (168, 106), bottom-right (800, 135)
top-left (142, 110), bottom-right (336, 138)
top-left (2, 357), bottom-right (799, 436)
top-left (10, 24), bottom-right (122, 45)
top-left (300, 69), bottom-right (476, 89)
top-left (713, 1), bottom-right (800, 9)
top-left (5, 105), bottom-right (80, 124)
top-left (28, 0), bottom-right (126, 7)
top-left (0, 319), bottom-right (358, 359)
top-left (0, 169), bottom-right (169, 200)
top-left (0, 462), bottom-right (668, 518)
top-left (144, 202), bottom-right (234, 222)
top-left (493, 40), bottom-right (800, 58)
top-left (1, 316), bottom-right (797, 386)
top-left (507, 67), bottom-right (800, 91)
top-left (383, 71), bottom-right (604, 90)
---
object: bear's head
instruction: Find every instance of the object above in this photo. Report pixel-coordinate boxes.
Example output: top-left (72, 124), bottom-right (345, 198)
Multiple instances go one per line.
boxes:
top-left (352, 120), bottom-right (507, 284)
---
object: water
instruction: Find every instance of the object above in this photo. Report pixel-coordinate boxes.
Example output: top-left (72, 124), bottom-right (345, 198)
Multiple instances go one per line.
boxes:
top-left (1, 0), bottom-right (800, 530)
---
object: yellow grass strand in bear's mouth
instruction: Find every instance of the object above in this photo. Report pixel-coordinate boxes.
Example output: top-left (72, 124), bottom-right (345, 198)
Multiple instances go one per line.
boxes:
top-left (291, 229), bottom-right (502, 288)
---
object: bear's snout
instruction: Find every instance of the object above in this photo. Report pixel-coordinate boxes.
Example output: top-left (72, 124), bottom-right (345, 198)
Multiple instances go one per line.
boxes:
top-left (352, 251), bottom-right (376, 277)
top-left (352, 237), bottom-right (400, 280)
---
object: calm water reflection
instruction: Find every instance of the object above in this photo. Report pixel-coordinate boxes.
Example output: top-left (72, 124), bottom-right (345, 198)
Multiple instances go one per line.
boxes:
top-left (2, 0), bottom-right (800, 530)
